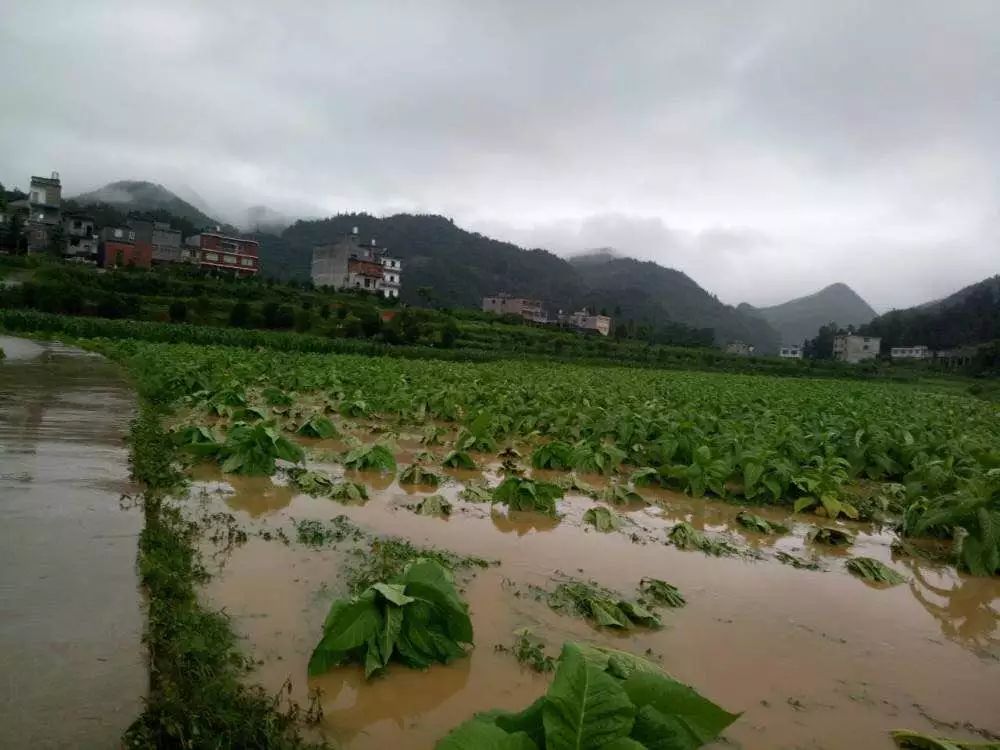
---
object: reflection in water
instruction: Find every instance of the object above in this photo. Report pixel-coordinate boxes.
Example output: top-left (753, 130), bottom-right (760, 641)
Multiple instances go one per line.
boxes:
top-left (345, 469), bottom-right (395, 491)
top-left (192, 464), bottom-right (298, 517)
top-left (897, 556), bottom-right (1000, 658)
top-left (312, 658), bottom-right (471, 742)
top-left (491, 508), bottom-right (562, 535)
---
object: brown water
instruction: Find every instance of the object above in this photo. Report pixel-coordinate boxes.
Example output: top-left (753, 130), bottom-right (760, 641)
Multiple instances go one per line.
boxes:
top-left (0, 336), bottom-right (146, 748)
top-left (190, 447), bottom-right (1000, 749)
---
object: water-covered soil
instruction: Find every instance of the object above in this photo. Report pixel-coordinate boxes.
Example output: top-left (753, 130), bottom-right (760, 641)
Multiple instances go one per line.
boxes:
top-left (188, 451), bottom-right (1000, 750)
top-left (0, 336), bottom-right (146, 748)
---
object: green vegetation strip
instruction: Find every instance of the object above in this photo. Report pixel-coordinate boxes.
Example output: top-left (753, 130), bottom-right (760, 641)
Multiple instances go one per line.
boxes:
top-left (123, 406), bottom-right (323, 748)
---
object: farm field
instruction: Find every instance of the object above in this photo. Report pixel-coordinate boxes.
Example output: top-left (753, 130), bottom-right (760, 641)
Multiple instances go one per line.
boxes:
top-left (102, 339), bottom-right (1000, 748)
top-left (7, 333), bottom-right (998, 748)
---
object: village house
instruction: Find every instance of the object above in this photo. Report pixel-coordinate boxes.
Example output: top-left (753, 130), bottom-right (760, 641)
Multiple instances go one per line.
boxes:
top-left (63, 213), bottom-right (98, 261)
top-left (311, 228), bottom-right (402, 298)
top-left (890, 345), bottom-right (930, 360)
top-left (833, 334), bottom-right (880, 363)
top-left (725, 340), bottom-right (755, 356)
top-left (184, 231), bottom-right (260, 276)
top-left (560, 309), bottom-right (612, 336)
top-left (130, 219), bottom-right (183, 265)
top-left (482, 294), bottom-right (548, 323)
top-left (99, 226), bottom-right (151, 268)
top-left (26, 172), bottom-right (62, 252)
top-left (779, 344), bottom-right (803, 359)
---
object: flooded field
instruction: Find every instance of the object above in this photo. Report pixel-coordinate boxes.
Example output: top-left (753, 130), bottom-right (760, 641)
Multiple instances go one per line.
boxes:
top-left (0, 336), bottom-right (146, 748)
top-left (189, 455), bottom-right (1000, 750)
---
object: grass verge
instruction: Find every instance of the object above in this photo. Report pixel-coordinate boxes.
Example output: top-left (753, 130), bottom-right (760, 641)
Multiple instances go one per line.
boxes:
top-left (123, 404), bottom-right (325, 749)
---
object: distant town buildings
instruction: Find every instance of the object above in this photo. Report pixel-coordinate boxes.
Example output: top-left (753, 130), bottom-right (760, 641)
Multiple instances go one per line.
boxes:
top-left (779, 344), bottom-right (803, 359)
top-left (890, 345), bottom-right (930, 360)
top-left (833, 334), bottom-right (880, 363)
top-left (560, 309), bottom-right (612, 336)
top-left (725, 341), bottom-right (755, 356)
top-left (312, 228), bottom-right (402, 298)
top-left (184, 232), bottom-right (260, 276)
top-left (131, 219), bottom-right (183, 265)
top-left (482, 294), bottom-right (548, 323)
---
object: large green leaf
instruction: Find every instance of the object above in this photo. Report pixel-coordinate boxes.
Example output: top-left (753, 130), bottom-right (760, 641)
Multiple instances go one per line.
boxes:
top-left (622, 671), bottom-right (739, 749)
top-left (542, 643), bottom-right (635, 750)
top-left (436, 718), bottom-right (539, 750)
top-left (373, 582), bottom-right (416, 606)
top-left (308, 594), bottom-right (382, 675)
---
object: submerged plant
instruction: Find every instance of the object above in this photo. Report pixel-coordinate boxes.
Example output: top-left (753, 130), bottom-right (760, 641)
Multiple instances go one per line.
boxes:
top-left (295, 415), bottom-right (339, 439)
top-left (436, 642), bottom-right (739, 749)
top-left (735, 511), bottom-right (788, 535)
top-left (890, 730), bottom-right (999, 749)
top-left (328, 481), bottom-right (369, 504)
top-left (531, 441), bottom-right (574, 470)
top-left (775, 551), bottom-right (823, 570)
top-left (583, 506), bottom-right (623, 532)
top-left (846, 557), bottom-right (906, 585)
top-left (809, 526), bottom-right (854, 546)
top-left (218, 422), bottom-right (304, 475)
top-left (547, 579), bottom-right (660, 629)
top-left (399, 463), bottom-right (442, 486)
top-left (459, 481), bottom-right (493, 503)
top-left (286, 467), bottom-right (337, 496)
top-left (411, 495), bottom-right (453, 517)
top-left (442, 450), bottom-right (476, 469)
top-left (502, 629), bottom-right (555, 674)
top-left (492, 477), bottom-right (563, 516)
top-left (309, 559), bottom-right (473, 678)
top-left (667, 522), bottom-right (741, 556)
top-left (639, 577), bottom-right (686, 608)
top-left (342, 442), bottom-right (396, 472)
top-left (600, 482), bottom-right (644, 506)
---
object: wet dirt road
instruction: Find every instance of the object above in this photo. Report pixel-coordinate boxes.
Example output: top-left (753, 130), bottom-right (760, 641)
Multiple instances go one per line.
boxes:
top-left (0, 336), bottom-right (145, 748)
top-left (189, 454), bottom-right (1000, 750)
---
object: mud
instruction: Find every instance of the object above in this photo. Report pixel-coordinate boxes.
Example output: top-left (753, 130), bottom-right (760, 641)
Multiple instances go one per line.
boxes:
top-left (0, 336), bottom-right (146, 747)
top-left (191, 453), bottom-right (1000, 749)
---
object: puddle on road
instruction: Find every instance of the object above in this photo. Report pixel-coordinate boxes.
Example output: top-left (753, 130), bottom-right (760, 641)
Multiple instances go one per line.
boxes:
top-left (0, 336), bottom-right (146, 748)
top-left (191, 459), bottom-right (1000, 750)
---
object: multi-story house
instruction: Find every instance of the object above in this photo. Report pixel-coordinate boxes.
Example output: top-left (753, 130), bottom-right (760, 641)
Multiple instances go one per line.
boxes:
top-left (482, 294), bottom-right (548, 323)
top-left (779, 344), bottom-right (803, 359)
top-left (312, 228), bottom-right (402, 298)
top-left (26, 173), bottom-right (62, 252)
top-left (99, 226), bottom-right (151, 268)
top-left (63, 213), bottom-right (98, 261)
top-left (184, 232), bottom-right (260, 276)
top-left (131, 220), bottom-right (183, 264)
top-left (833, 334), bottom-right (881, 363)
top-left (560, 309), bottom-right (612, 336)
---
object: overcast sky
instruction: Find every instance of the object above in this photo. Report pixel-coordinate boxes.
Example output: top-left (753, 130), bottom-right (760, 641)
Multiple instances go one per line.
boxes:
top-left (2, 1), bottom-right (997, 310)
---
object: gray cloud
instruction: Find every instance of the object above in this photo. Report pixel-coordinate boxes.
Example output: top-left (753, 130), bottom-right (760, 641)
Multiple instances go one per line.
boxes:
top-left (1, 0), bottom-right (997, 310)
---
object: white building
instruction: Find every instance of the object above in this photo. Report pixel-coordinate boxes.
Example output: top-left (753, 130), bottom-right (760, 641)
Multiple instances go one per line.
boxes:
top-left (312, 228), bottom-right (402, 299)
top-left (560, 309), bottom-right (612, 336)
top-left (725, 341), bottom-right (755, 356)
top-left (779, 344), bottom-right (803, 359)
top-left (833, 334), bottom-right (880, 363)
top-left (890, 345), bottom-right (930, 360)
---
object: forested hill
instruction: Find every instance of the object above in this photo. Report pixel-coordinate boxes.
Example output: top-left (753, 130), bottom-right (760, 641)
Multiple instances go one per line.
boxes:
top-left (72, 181), bottom-right (219, 228)
top-left (266, 213), bottom-right (781, 351)
top-left (739, 282), bottom-right (876, 345)
top-left (568, 252), bottom-right (780, 353)
top-left (860, 275), bottom-right (1000, 349)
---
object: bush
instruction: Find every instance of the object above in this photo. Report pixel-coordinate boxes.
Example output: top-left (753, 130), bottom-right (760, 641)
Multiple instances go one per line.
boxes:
top-left (168, 301), bottom-right (188, 323)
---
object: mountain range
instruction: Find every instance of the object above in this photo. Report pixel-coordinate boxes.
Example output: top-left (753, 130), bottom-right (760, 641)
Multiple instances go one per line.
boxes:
top-left (739, 283), bottom-right (877, 345)
top-left (67, 180), bottom-right (901, 352)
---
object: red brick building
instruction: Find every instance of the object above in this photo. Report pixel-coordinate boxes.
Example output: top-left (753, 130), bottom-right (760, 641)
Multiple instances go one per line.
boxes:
top-left (184, 232), bottom-right (260, 276)
top-left (99, 227), bottom-right (152, 269)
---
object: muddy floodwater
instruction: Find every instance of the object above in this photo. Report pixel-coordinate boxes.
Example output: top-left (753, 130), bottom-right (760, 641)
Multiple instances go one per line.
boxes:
top-left (186, 444), bottom-right (1000, 750)
top-left (0, 336), bottom-right (146, 748)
